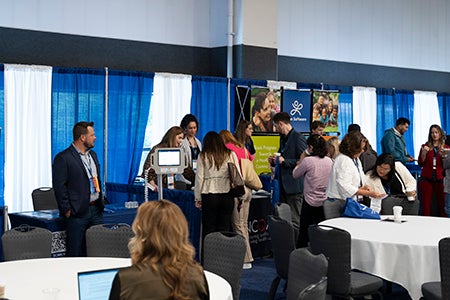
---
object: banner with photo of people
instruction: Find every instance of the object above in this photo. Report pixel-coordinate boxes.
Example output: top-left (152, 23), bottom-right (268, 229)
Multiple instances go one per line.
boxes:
top-left (250, 86), bottom-right (280, 133)
top-left (312, 90), bottom-right (340, 133)
top-left (281, 89), bottom-right (312, 133)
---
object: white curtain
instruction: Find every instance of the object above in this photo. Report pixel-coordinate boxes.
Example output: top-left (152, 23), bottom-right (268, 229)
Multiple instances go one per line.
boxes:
top-left (4, 64), bottom-right (53, 213)
top-left (352, 86), bottom-right (378, 152)
top-left (147, 73), bottom-right (192, 148)
top-left (413, 90), bottom-right (440, 158)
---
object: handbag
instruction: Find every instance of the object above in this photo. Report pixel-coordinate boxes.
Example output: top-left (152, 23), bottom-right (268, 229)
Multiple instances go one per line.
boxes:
top-left (241, 152), bottom-right (262, 190)
top-left (342, 197), bottom-right (381, 220)
top-left (228, 162), bottom-right (245, 198)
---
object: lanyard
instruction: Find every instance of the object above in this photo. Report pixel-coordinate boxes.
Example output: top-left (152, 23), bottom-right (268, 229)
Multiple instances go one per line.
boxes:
top-left (80, 152), bottom-right (95, 179)
top-left (353, 159), bottom-right (362, 188)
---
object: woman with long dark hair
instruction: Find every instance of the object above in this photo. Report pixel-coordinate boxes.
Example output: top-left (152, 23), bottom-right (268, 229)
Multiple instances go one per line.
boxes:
top-left (194, 131), bottom-right (241, 240)
top-left (365, 153), bottom-right (418, 214)
top-left (418, 124), bottom-right (450, 216)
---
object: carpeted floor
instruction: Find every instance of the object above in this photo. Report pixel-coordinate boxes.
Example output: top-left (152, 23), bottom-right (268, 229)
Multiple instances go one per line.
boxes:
top-left (239, 257), bottom-right (413, 300)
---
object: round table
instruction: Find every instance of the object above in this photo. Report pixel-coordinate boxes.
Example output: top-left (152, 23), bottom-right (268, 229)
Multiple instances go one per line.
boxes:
top-left (0, 257), bottom-right (232, 300)
top-left (320, 216), bottom-right (450, 300)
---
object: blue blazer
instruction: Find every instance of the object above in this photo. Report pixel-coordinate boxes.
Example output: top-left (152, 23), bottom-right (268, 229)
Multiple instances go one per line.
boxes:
top-left (52, 144), bottom-right (104, 217)
top-left (279, 129), bottom-right (307, 194)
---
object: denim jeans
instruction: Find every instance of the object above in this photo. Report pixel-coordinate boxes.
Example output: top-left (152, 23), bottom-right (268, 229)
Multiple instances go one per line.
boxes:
top-left (445, 193), bottom-right (450, 217)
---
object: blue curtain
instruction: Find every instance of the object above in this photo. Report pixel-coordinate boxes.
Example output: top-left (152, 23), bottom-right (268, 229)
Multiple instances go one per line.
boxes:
top-left (0, 65), bottom-right (4, 206)
top-left (438, 93), bottom-right (450, 135)
top-left (376, 88), bottom-right (395, 154)
top-left (51, 68), bottom-right (106, 176)
top-left (191, 76), bottom-right (230, 140)
top-left (107, 70), bottom-right (153, 184)
top-left (394, 90), bottom-right (415, 157)
top-left (229, 78), bottom-right (267, 133)
top-left (327, 85), bottom-right (352, 138)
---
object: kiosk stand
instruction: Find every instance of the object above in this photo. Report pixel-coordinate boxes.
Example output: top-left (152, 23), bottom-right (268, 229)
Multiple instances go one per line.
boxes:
top-left (144, 148), bottom-right (188, 201)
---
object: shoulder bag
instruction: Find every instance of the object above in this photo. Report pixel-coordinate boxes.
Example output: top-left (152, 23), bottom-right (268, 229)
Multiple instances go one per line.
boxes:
top-left (241, 151), bottom-right (263, 190)
top-left (228, 162), bottom-right (246, 198)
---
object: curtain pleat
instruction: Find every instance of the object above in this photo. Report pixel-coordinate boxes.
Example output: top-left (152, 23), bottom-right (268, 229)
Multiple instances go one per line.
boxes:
top-left (51, 67), bottom-right (106, 177)
top-left (5, 64), bottom-right (52, 212)
top-left (191, 76), bottom-right (229, 140)
top-left (413, 91), bottom-right (440, 158)
top-left (107, 70), bottom-right (153, 184)
top-left (353, 87), bottom-right (377, 152)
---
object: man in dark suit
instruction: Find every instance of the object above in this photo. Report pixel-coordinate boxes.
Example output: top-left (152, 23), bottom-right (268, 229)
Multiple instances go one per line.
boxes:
top-left (269, 112), bottom-right (307, 239)
top-left (53, 121), bottom-right (104, 256)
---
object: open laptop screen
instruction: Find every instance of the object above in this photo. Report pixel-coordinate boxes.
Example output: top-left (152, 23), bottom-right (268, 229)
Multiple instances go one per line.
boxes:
top-left (78, 268), bottom-right (119, 300)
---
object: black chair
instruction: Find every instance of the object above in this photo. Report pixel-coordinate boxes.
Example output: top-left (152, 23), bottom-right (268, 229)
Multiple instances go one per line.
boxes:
top-left (274, 202), bottom-right (292, 225)
top-left (323, 198), bottom-right (345, 219)
top-left (286, 248), bottom-right (328, 300)
top-left (421, 237), bottom-right (450, 299)
top-left (202, 231), bottom-right (246, 300)
top-left (308, 224), bottom-right (383, 299)
top-left (267, 215), bottom-right (296, 300)
top-left (380, 196), bottom-right (419, 215)
top-left (86, 223), bottom-right (134, 258)
top-left (31, 187), bottom-right (58, 211)
top-left (2, 224), bottom-right (52, 261)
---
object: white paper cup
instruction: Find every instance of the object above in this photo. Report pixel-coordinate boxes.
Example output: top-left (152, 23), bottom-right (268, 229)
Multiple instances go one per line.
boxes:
top-left (393, 206), bottom-right (403, 221)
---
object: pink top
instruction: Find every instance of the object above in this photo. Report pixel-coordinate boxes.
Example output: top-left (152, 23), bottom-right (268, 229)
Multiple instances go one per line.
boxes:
top-left (292, 156), bottom-right (333, 207)
top-left (225, 143), bottom-right (253, 172)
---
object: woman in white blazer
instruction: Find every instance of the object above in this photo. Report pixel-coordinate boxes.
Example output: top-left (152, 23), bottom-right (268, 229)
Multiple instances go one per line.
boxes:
top-left (365, 153), bottom-right (418, 215)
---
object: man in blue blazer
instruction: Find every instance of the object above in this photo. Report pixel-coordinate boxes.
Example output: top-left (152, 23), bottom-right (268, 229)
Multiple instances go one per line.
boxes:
top-left (53, 121), bottom-right (104, 256)
top-left (269, 112), bottom-right (307, 240)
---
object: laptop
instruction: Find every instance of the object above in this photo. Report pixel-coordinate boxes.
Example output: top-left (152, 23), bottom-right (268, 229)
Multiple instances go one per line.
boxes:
top-left (78, 268), bottom-right (120, 300)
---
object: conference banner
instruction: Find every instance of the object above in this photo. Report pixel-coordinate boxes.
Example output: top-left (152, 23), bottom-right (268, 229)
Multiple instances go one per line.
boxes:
top-left (281, 89), bottom-right (312, 133)
top-left (312, 90), bottom-right (340, 134)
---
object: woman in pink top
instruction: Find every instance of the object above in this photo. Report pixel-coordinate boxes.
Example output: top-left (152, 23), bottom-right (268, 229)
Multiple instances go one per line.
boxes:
top-left (293, 134), bottom-right (333, 247)
top-left (219, 130), bottom-right (254, 269)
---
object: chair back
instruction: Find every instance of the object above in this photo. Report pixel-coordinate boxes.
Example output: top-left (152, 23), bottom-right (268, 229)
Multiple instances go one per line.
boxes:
top-left (323, 199), bottom-right (345, 219)
top-left (286, 248), bottom-right (328, 300)
top-left (381, 196), bottom-right (419, 215)
top-left (439, 237), bottom-right (450, 299)
top-left (308, 224), bottom-right (352, 296)
top-left (86, 223), bottom-right (134, 258)
top-left (202, 231), bottom-right (245, 300)
top-left (2, 224), bottom-right (52, 261)
top-left (32, 187), bottom-right (58, 211)
top-left (268, 215), bottom-right (296, 279)
top-left (274, 202), bottom-right (292, 225)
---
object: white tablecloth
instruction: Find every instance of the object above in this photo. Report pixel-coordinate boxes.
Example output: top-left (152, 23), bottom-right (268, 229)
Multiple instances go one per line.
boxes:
top-left (0, 257), bottom-right (232, 300)
top-left (320, 216), bottom-right (450, 300)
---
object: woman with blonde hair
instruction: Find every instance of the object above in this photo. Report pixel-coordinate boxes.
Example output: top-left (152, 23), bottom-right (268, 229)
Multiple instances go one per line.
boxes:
top-left (219, 129), bottom-right (254, 269)
top-left (109, 200), bottom-right (209, 300)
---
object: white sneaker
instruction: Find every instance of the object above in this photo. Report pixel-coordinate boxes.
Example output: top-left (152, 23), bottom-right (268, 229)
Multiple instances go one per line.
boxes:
top-left (243, 263), bottom-right (252, 269)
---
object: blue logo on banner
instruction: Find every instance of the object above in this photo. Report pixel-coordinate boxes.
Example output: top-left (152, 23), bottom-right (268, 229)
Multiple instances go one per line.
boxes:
top-left (282, 90), bottom-right (311, 133)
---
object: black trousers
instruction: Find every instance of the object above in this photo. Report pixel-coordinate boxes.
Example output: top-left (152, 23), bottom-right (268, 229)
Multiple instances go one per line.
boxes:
top-left (201, 192), bottom-right (234, 241)
top-left (297, 200), bottom-right (325, 248)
